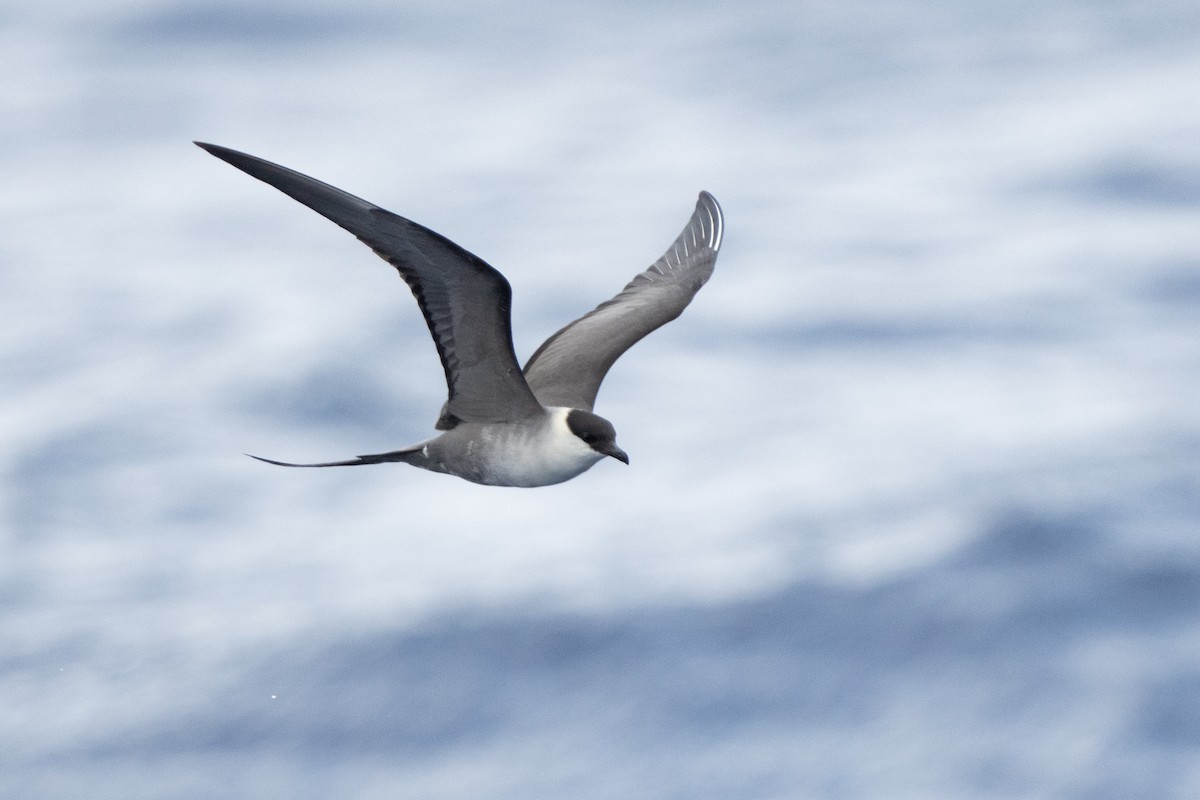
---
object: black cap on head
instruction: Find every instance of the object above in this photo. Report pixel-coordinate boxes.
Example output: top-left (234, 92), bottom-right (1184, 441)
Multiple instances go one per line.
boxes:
top-left (565, 409), bottom-right (629, 464)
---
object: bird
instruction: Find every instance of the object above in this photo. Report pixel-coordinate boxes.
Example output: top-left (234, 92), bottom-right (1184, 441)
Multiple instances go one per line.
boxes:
top-left (197, 142), bottom-right (723, 487)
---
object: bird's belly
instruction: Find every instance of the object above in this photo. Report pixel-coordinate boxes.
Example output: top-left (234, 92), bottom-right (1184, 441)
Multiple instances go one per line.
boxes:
top-left (460, 429), bottom-right (601, 488)
top-left (479, 444), bottom-right (603, 488)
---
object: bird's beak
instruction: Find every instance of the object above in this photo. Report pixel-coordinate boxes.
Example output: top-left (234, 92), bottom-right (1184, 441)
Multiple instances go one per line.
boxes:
top-left (601, 443), bottom-right (630, 464)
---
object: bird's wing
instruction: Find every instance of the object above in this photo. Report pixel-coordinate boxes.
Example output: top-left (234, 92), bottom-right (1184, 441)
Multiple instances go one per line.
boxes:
top-left (197, 143), bottom-right (542, 428)
top-left (522, 191), bottom-right (723, 410)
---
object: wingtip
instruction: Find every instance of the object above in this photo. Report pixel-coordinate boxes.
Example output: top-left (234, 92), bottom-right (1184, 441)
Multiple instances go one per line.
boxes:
top-left (195, 141), bottom-right (239, 161)
top-left (695, 191), bottom-right (723, 250)
top-left (195, 141), bottom-right (239, 163)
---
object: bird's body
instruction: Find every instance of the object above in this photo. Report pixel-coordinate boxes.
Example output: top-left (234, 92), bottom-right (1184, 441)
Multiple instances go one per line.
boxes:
top-left (414, 408), bottom-right (609, 488)
top-left (197, 142), bottom-right (723, 487)
top-left (256, 407), bottom-right (609, 487)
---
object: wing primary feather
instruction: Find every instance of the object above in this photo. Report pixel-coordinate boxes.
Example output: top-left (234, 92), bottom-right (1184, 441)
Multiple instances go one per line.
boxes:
top-left (196, 142), bottom-right (542, 425)
top-left (521, 191), bottom-right (724, 410)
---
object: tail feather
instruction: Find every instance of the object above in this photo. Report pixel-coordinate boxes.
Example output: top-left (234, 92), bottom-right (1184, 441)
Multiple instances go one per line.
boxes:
top-left (247, 447), bottom-right (424, 468)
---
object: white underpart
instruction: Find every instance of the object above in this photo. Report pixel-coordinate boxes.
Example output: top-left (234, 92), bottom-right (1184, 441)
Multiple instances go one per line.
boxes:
top-left (478, 407), bottom-right (604, 487)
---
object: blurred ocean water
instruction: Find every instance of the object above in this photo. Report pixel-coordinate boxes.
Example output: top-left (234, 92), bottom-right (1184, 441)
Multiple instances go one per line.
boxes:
top-left (2, 1), bottom-right (1199, 797)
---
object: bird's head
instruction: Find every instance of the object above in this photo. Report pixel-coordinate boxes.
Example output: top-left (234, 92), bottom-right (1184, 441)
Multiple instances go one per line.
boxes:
top-left (565, 409), bottom-right (629, 464)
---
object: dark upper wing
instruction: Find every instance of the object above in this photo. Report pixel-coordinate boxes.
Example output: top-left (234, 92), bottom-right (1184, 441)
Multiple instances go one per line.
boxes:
top-left (522, 191), bottom-right (723, 410)
top-left (197, 142), bottom-right (542, 428)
